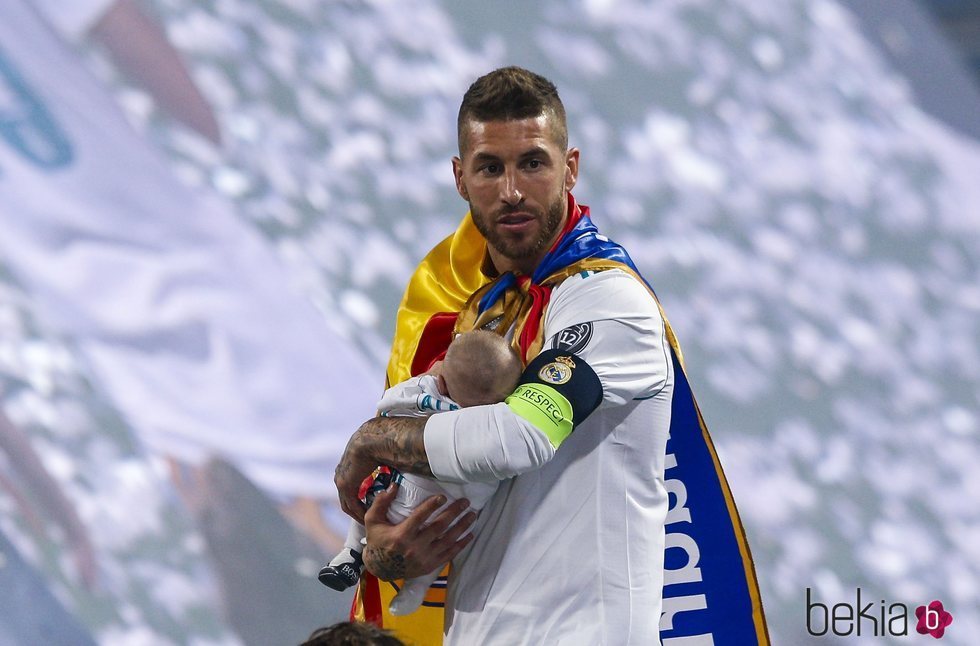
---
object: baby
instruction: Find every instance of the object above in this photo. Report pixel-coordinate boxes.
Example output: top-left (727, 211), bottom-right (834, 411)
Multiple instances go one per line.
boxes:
top-left (319, 330), bottom-right (522, 615)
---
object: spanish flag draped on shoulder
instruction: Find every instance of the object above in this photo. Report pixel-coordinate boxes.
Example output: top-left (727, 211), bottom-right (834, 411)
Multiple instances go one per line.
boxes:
top-left (352, 195), bottom-right (770, 646)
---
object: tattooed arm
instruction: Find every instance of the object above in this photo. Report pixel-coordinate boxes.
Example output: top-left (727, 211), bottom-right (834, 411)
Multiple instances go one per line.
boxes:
top-left (355, 416), bottom-right (433, 477)
top-left (334, 416), bottom-right (431, 522)
top-left (333, 415), bottom-right (476, 580)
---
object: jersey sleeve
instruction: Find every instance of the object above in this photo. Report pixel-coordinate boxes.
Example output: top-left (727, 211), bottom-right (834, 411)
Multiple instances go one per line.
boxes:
top-left (34, 0), bottom-right (119, 40)
top-left (543, 269), bottom-right (671, 406)
top-left (424, 402), bottom-right (556, 483)
top-left (424, 268), bottom-right (671, 484)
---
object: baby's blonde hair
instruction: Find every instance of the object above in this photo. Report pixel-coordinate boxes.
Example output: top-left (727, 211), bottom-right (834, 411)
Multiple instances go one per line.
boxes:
top-left (441, 330), bottom-right (522, 407)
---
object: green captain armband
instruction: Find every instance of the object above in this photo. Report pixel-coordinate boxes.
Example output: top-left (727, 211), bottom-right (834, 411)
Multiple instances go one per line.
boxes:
top-left (505, 349), bottom-right (603, 448)
top-left (506, 383), bottom-right (575, 447)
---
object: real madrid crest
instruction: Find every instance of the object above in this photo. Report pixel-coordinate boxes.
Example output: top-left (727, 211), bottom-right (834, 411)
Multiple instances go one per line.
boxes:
top-left (538, 355), bottom-right (576, 385)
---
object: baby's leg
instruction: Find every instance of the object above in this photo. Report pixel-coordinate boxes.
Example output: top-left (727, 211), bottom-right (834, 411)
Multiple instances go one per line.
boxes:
top-left (317, 521), bottom-right (365, 591)
top-left (342, 520), bottom-right (366, 553)
top-left (384, 476), bottom-right (452, 614)
top-left (389, 568), bottom-right (442, 616)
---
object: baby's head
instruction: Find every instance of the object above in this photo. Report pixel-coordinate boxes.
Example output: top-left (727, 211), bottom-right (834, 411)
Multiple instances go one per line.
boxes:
top-left (439, 330), bottom-right (522, 408)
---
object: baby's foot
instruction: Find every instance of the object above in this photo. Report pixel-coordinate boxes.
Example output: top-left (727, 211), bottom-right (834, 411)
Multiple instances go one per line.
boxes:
top-left (318, 548), bottom-right (363, 591)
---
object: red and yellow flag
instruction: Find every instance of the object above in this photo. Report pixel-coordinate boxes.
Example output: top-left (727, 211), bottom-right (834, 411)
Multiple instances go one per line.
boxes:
top-left (351, 212), bottom-right (487, 645)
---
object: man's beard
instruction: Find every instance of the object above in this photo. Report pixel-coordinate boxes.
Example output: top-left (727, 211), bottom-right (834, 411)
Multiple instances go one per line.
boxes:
top-left (471, 191), bottom-right (566, 263)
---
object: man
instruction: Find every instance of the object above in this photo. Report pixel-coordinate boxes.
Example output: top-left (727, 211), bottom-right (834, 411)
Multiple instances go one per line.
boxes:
top-left (336, 66), bottom-right (670, 644)
top-left (336, 67), bottom-right (767, 645)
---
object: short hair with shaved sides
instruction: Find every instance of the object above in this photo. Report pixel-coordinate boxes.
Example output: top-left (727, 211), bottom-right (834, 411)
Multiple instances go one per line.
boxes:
top-left (441, 330), bottom-right (523, 408)
top-left (457, 66), bottom-right (568, 155)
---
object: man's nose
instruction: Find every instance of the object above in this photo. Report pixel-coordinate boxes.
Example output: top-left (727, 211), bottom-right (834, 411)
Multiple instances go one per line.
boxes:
top-left (500, 170), bottom-right (523, 206)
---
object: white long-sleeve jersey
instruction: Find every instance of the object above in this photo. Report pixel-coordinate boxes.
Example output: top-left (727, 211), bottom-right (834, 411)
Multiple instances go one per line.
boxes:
top-left (423, 269), bottom-right (674, 646)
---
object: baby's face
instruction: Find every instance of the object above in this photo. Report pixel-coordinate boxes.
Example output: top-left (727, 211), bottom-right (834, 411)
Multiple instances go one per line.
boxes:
top-left (435, 371), bottom-right (453, 399)
top-left (424, 361), bottom-right (451, 396)
top-left (437, 360), bottom-right (462, 401)
top-left (437, 358), bottom-right (481, 408)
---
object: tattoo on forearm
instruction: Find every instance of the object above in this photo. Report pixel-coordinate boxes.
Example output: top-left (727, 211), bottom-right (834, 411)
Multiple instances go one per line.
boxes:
top-left (365, 544), bottom-right (407, 581)
top-left (359, 416), bottom-right (433, 477)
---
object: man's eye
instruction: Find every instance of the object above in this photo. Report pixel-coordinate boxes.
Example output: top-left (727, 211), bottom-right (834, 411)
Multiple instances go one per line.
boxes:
top-left (527, 159), bottom-right (541, 169)
top-left (482, 164), bottom-right (499, 174)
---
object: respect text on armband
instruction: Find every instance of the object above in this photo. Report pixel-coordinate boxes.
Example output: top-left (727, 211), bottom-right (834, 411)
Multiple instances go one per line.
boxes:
top-left (505, 382), bottom-right (574, 448)
top-left (514, 384), bottom-right (566, 424)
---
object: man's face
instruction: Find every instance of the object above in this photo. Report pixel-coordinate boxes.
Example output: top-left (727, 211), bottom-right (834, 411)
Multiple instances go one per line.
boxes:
top-left (453, 113), bottom-right (579, 275)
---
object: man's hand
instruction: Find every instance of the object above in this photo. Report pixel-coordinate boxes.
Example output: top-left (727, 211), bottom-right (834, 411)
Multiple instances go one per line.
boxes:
top-left (362, 483), bottom-right (476, 581)
top-left (335, 416), bottom-right (433, 522)
top-left (334, 429), bottom-right (380, 523)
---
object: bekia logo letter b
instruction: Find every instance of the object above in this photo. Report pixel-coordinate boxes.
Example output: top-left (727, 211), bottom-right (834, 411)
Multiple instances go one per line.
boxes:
top-left (915, 600), bottom-right (953, 639)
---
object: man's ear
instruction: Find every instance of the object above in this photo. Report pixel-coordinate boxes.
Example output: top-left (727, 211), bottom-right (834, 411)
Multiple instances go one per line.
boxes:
top-left (436, 373), bottom-right (450, 397)
top-left (452, 157), bottom-right (469, 200)
top-left (564, 147), bottom-right (580, 192)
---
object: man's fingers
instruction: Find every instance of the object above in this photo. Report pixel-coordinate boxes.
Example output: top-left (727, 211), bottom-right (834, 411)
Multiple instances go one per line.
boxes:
top-left (340, 495), bottom-right (366, 524)
top-left (417, 497), bottom-right (470, 538)
top-left (400, 493), bottom-right (451, 534)
top-left (441, 510), bottom-right (478, 544)
top-left (334, 454), bottom-right (370, 523)
top-left (428, 510), bottom-right (477, 560)
top-left (365, 482), bottom-right (399, 523)
top-left (361, 493), bottom-right (476, 579)
top-left (336, 479), bottom-right (365, 523)
top-left (434, 528), bottom-right (475, 564)
top-left (335, 470), bottom-right (365, 522)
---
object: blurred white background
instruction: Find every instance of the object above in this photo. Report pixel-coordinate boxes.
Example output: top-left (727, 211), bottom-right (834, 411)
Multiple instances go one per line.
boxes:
top-left (2, 0), bottom-right (978, 644)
